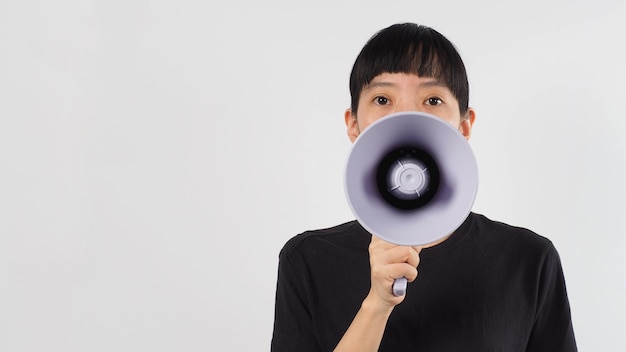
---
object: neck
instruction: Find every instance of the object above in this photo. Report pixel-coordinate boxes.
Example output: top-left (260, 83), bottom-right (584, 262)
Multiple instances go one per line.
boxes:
top-left (422, 234), bottom-right (451, 248)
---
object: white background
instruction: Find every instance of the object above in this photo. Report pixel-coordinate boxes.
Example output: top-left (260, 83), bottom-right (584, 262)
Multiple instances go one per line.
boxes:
top-left (1, 0), bottom-right (625, 351)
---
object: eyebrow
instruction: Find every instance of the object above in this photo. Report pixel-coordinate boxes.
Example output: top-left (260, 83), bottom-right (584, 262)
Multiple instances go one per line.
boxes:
top-left (419, 80), bottom-right (449, 89)
top-left (362, 81), bottom-right (395, 92)
top-left (363, 78), bottom-right (449, 92)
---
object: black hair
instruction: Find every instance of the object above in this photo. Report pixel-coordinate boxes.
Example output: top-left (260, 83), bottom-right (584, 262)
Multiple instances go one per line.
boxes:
top-left (349, 23), bottom-right (470, 116)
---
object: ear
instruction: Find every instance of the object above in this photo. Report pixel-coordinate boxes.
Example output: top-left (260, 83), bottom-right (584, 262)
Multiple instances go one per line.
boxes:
top-left (345, 108), bottom-right (360, 143)
top-left (459, 108), bottom-right (476, 141)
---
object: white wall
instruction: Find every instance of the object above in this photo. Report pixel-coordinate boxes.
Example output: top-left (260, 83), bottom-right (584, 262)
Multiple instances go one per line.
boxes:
top-left (1, 0), bottom-right (624, 350)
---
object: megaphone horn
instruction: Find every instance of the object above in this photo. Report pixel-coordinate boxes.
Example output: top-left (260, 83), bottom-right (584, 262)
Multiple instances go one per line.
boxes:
top-left (344, 111), bottom-right (479, 295)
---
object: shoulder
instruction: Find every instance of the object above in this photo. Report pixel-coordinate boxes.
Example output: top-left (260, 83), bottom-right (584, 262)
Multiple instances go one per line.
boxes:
top-left (279, 220), bottom-right (370, 260)
top-left (469, 213), bottom-right (557, 258)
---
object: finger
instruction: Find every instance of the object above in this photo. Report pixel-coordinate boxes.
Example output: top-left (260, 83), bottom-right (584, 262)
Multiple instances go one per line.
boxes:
top-left (370, 237), bottom-right (422, 264)
top-left (373, 245), bottom-right (421, 267)
top-left (369, 235), bottom-right (398, 253)
top-left (372, 262), bottom-right (418, 283)
top-left (391, 263), bottom-right (418, 283)
top-left (405, 247), bottom-right (421, 268)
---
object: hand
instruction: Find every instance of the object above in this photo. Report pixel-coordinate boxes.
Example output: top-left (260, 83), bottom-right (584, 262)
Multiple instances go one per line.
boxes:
top-left (365, 235), bottom-right (422, 311)
top-left (333, 236), bottom-right (422, 351)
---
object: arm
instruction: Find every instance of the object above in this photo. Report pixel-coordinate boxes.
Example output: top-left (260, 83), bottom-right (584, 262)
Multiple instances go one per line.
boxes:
top-left (271, 250), bottom-right (321, 352)
top-left (526, 244), bottom-right (577, 351)
top-left (334, 236), bottom-right (422, 351)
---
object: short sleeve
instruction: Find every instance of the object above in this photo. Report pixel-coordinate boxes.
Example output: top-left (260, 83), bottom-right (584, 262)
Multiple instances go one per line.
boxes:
top-left (271, 244), bottom-right (322, 352)
top-left (526, 243), bottom-right (577, 351)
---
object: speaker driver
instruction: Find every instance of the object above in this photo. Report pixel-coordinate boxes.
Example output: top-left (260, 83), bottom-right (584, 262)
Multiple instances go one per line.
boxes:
top-left (376, 147), bottom-right (440, 210)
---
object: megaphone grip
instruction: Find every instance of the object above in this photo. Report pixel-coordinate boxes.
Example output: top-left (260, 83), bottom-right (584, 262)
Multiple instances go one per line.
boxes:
top-left (392, 277), bottom-right (408, 296)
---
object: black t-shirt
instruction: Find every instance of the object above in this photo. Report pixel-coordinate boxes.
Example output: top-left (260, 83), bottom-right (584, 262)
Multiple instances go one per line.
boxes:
top-left (271, 213), bottom-right (577, 351)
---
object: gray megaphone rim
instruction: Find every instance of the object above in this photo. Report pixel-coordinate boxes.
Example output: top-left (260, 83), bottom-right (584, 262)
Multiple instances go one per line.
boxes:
top-left (344, 111), bottom-right (479, 246)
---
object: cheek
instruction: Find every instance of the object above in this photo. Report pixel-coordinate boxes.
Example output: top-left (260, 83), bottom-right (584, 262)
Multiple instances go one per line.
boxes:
top-left (358, 120), bottom-right (371, 132)
top-left (436, 110), bottom-right (463, 129)
top-left (354, 115), bottom-right (374, 133)
top-left (359, 117), bottom-right (386, 135)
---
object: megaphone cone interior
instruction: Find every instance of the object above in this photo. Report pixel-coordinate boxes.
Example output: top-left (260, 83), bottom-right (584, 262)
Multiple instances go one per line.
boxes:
top-left (344, 111), bottom-right (478, 246)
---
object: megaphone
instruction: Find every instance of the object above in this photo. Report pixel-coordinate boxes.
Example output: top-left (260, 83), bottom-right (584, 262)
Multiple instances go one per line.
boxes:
top-left (344, 111), bottom-right (478, 295)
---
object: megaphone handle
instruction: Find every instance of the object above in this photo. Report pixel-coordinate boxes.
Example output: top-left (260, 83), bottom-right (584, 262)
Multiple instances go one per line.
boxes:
top-left (392, 277), bottom-right (408, 296)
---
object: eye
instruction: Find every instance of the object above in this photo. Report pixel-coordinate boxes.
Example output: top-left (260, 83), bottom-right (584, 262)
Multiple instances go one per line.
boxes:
top-left (374, 96), bottom-right (390, 105)
top-left (426, 97), bottom-right (443, 106)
